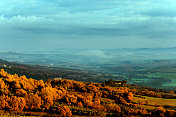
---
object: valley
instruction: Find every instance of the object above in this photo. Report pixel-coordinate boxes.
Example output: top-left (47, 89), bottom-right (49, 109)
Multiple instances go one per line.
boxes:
top-left (0, 48), bottom-right (176, 90)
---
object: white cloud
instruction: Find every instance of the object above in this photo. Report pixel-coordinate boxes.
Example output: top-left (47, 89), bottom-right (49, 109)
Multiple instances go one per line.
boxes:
top-left (79, 50), bottom-right (113, 58)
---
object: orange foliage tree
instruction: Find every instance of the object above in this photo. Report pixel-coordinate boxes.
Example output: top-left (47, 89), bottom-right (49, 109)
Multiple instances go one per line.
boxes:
top-left (57, 106), bottom-right (72, 117)
top-left (0, 95), bottom-right (9, 110)
top-left (106, 103), bottom-right (121, 113)
top-left (8, 96), bottom-right (26, 111)
top-left (127, 92), bottom-right (133, 102)
top-left (25, 93), bottom-right (42, 110)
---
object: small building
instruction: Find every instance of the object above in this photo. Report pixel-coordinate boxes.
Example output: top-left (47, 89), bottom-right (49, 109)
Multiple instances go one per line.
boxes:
top-left (105, 79), bottom-right (127, 86)
top-left (54, 77), bottom-right (62, 80)
top-left (114, 80), bottom-right (122, 85)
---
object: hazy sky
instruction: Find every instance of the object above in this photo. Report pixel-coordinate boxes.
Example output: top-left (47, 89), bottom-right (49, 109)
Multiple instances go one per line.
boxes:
top-left (0, 0), bottom-right (176, 51)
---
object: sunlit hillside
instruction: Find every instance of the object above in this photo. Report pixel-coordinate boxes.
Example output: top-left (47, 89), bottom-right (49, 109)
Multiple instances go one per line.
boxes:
top-left (0, 69), bottom-right (175, 117)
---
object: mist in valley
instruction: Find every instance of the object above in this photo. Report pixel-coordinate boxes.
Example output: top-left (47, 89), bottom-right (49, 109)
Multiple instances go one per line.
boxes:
top-left (0, 48), bottom-right (176, 90)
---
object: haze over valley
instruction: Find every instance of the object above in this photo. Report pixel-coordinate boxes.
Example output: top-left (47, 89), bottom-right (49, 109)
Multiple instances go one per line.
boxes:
top-left (1, 47), bottom-right (176, 90)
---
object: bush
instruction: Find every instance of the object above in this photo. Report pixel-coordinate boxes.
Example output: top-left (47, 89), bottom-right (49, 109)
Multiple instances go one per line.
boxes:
top-left (166, 110), bottom-right (176, 117)
top-left (57, 106), bottom-right (72, 117)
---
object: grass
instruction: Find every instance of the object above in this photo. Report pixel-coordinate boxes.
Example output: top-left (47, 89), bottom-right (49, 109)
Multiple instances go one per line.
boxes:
top-left (133, 95), bottom-right (176, 109)
top-left (144, 96), bottom-right (176, 107)
top-left (143, 72), bottom-right (176, 80)
top-left (132, 72), bottom-right (176, 87)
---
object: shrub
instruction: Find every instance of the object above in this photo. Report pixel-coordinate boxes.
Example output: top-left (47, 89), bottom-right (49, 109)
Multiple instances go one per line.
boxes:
top-left (57, 106), bottom-right (72, 117)
top-left (166, 110), bottom-right (176, 117)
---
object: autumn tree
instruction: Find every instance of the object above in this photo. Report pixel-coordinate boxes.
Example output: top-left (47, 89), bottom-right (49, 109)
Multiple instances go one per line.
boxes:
top-left (77, 101), bottom-right (83, 107)
top-left (8, 96), bottom-right (26, 111)
top-left (57, 106), bottom-right (72, 117)
top-left (0, 69), bottom-right (8, 77)
top-left (154, 107), bottom-right (166, 117)
top-left (25, 93), bottom-right (42, 110)
top-left (16, 89), bottom-right (27, 97)
top-left (0, 95), bottom-right (9, 110)
top-left (127, 92), bottom-right (133, 102)
top-left (0, 79), bottom-right (7, 89)
top-left (40, 86), bottom-right (64, 109)
top-left (166, 110), bottom-right (176, 117)
top-left (65, 94), bottom-right (77, 104)
top-left (106, 103), bottom-right (121, 113)
top-left (19, 75), bottom-right (35, 90)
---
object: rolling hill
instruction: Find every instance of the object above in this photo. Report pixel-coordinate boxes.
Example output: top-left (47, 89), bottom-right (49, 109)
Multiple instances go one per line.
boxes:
top-left (0, 69), bottom-right (175, 117)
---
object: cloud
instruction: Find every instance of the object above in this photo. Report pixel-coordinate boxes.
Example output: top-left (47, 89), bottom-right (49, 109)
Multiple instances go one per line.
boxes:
top-left (0, 0), bottom-right (176, 50)
top-left (79, 50), bottom-right (113, 58)
top-left (141, 8), bottom-right (176, 17)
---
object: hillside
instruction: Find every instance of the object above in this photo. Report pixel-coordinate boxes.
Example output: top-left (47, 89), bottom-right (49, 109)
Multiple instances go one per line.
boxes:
top-left (0, 59), bottom-right (106, 82)
top-left (0, 69), bottom-right (175, 117)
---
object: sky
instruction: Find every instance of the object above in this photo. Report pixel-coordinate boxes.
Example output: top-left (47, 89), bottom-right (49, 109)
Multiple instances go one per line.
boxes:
top-left (0, 0), bottom-right (176, 51)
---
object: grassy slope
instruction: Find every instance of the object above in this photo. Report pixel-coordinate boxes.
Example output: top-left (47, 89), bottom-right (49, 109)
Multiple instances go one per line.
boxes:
top-left (133, 96), bottom-right (176, 109)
